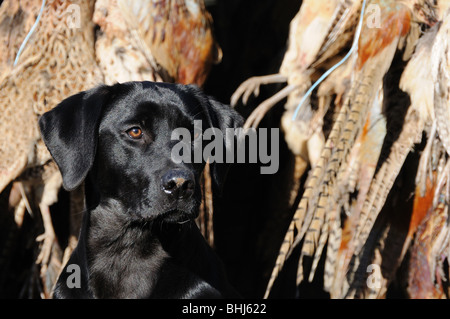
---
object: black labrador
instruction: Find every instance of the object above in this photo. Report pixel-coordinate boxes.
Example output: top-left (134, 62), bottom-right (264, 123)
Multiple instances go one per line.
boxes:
top-left (39, 81), bottom-right (242, 298)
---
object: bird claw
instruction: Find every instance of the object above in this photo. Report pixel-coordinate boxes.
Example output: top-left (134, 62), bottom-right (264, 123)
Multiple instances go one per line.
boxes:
top-left (243, 84), bottom-right (298, 129)
top-left (36, 230), bottom-right (56, 276)
top-left (231, 74), bottom-right (288, 107)
top-left (243, 104), bottom-right (268, 129)
top-left (231, 77), bottom-right (262, 107)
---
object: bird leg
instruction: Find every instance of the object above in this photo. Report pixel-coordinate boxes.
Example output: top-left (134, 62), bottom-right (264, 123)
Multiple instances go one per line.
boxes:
top-left (35, 170), bottom-right (63, 277)
top-left (230, 73), bottom-right (287, 107)
top-left (35, 202), bottom-right (56, 277)
top-left (9, 181), bottom-right (33, 227)
top-left (244, 84), bottom-right (298, 129)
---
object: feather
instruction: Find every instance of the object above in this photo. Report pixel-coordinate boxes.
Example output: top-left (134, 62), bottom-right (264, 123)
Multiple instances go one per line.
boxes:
top-left (94, 0), bottom-right (220, 86)
top-left (266, 0), bottom-right (416, 297)
top-left (432, 14), bottom-right (450, 156)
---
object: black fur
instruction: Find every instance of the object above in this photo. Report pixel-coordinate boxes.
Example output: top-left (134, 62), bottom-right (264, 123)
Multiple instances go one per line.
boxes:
top-left (39, 81), bottom-right (242, 299)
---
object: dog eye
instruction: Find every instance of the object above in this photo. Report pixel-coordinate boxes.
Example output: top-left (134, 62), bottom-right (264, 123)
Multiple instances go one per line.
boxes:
top-left (127, 127), bottom-right (143, 139)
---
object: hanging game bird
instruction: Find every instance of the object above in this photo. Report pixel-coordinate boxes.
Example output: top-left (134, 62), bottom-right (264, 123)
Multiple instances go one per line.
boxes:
top-left (232, 0), bottom-right (363, 208)
top-left (0, 0), bottom-right (103, 297)
top-left (233, 0), bottom-right (450, 298)
top-left (93, 0), bottom-right (222, 86)
top-left (405, 8), bottom-right (450, 299)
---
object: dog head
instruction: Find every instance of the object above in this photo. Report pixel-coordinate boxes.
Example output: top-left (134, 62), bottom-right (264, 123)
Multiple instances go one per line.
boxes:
top-left (39, 81), bottom-right (243, 223)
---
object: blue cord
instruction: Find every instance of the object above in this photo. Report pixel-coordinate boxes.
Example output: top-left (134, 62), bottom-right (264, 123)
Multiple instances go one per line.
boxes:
top-left (13, 0), bottom-right (47, 67)
top-left (292, 0), bottom-right (367, 121)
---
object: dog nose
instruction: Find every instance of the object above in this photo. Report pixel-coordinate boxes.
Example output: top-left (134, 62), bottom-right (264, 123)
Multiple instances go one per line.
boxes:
top-left (161, 170), bottom-right (195, 199)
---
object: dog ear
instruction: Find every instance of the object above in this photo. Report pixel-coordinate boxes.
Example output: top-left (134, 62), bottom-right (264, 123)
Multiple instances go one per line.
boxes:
top-left (39, 85), bottom-right (110, 191)
top-left (199, 92), bottom-right (244, 196)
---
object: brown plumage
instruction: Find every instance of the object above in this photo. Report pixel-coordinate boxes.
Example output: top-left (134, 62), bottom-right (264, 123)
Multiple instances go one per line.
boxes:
top-left (250, 0), bottom-right (450, 299)
top-left (0, 0), bottom-right (102, 297)
top-left (332, 3), bottom-right (450, 298)
top-left (232, 4), bottom-right (363, 272)
top-left (405, 8), bottom-right (450, 299)
top-left (94, 0), bottom-right (222, 86)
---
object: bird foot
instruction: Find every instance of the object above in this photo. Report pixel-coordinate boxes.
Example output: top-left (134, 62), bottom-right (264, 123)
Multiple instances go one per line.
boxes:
top-left (244, 84), bottom-right (298, 129)
top-left (36, 230), bottom-right (56, 276)
top-left (62, 236), bottom-right (78, 266)
top-left (36, 202), bottom-right (57, 277)
top-left (231, 74), bottom-right (287, 107)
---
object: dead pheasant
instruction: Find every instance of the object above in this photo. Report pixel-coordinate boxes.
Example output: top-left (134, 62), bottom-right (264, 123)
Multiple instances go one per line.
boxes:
top-left (336, 3), bottom-right (450, 299)
top-left (0, 0), bottom-right (103, 297)
top-left (231, 0), bottom-right (363, 212)
top-left (232, 0), bottom-right (362, 139)
top-left (93, 0), bottom-right (222, 86)
top-left (405, 8), bottom-right (450, 299)
top-left (230, 0), bottom-right (366, 295)
top-left (289, 0), bottom-right (415, 295)
top-left (259, 0), bottom-right (449, 299)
